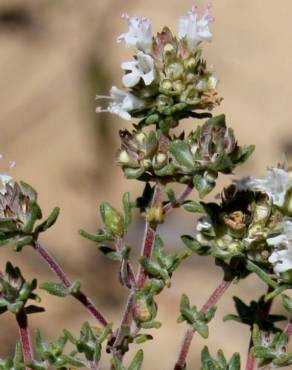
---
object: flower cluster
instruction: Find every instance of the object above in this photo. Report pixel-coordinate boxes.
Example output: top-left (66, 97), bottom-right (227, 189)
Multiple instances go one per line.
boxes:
top-left (118, 115), bottom-right (254, 197)
top-left (96, 5), bottom-right (221, 126)
top-left (185, 164), bottom-right (292, 282)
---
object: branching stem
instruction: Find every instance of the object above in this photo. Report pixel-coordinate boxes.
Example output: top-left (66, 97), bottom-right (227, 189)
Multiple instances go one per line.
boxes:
top-left (32, 241), bottom-right (108, 327)
top-left (174, 278), bottom-right (232, 370)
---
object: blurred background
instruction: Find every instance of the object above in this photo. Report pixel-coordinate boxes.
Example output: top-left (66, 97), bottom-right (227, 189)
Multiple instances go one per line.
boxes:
top-left (0, 0), bottom-right (292, 368)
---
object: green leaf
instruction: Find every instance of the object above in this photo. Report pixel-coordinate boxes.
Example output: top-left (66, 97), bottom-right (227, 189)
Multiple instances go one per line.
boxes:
top-left (123, 192), bottom-right (132, 231)
top-left (124, 167), bottom-right (144, 179)
top-left (168, 141), bottom-right (194, 170)
top-left (182, 200), bottom-right (205, 214)
top-left (251, 346), bottom-right (275, 359)
top-left (20, 181), bottom-right (37, 201)
top-left (111, 357), bottom-right (125, 370)
top-left (25, 305), bottom-right (45, 315)
top-left (139, 257), bottom-right (169, 283)
top-left (40, 282), bottom-right (68, 297)
top-left (166, 188), bottom-right (176, 205)
top-left (79, 229), bottom-right (114, 242)
top-left (13, 236), bottom-right (33, 252)
top-left (228, 353), bottom-right (241, 370)
top-left (245, 260), bottom-right (277, 288)
top-left (134, 334), bottom-right (153, 344)
top-left (234, 145), bottom-right (255, 165)
top-left (128, 350), bottom-right (144, 370)
top-left (99, 246), bottom-right (121, 261)
top-left (35, 207), bottom-right (60, 233)
top-left (22, 201), bottom-right (42, 233)
top-left (193, 173), bottom-right (216, 199)
top-left (100, 202), bottom-right (125, 237)
top-left (181, 235), bottom-right (211, 255)
top-left (282, 294), bottom-right (292, 314)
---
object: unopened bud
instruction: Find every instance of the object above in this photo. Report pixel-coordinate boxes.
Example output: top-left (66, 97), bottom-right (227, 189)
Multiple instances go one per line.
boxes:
top-left (185, 57), bottom-right (197, 70)
top-left (136, 132), bottom-right (146, 145)
top-left (161, 80), bottom-right (173, 91)
top-left (156, 153), bottom-right (167, 164)
top-left (118, 150), bottom-right (131, 164)
top-left (173, 80), bottom-right (184, 93)
top-left (148, 204), bottom-right (164, 224)
top-left (164, 43), bottom-right (174, 54)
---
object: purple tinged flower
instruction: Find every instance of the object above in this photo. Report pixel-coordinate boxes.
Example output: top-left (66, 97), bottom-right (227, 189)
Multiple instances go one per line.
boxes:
top-left (178, 3), bottom-right (214, 50)
top-left (117, 14), bottom-right (152, 53)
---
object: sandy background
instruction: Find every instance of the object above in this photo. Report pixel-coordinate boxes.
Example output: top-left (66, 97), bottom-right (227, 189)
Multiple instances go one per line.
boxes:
top-left (0, 0), bottom-right (291, 368)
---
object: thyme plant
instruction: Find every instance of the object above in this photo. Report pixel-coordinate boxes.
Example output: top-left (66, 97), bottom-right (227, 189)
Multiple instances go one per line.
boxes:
top-left (1, 4), bottom-right (292, 370)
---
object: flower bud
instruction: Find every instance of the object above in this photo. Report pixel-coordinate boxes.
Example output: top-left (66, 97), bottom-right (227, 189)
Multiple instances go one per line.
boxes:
top-left (163, 43), bottom-right (175, 54)
top-left (100, 202), bottom-right (125, 237)
top-left (134, 296), bottom-right (152, 322)
top-left (165, 62), bottom-right (184, 80)
top-left (148, 204), bottom-right (164, 224)
top-left (118, 150), bottom-right (131, 164)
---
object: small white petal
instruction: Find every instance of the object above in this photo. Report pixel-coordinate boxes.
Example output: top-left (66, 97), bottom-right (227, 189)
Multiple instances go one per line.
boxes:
top-left (122, 72), bottom-right (141, 88)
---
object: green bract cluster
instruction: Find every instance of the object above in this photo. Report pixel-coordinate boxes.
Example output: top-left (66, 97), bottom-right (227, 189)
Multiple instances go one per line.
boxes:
top-left (0, 262), bottom-right (43, 315)
top-left (0, 181), bottom-right (59, 251)
top-left (118, 115), bottom-right (254, 197)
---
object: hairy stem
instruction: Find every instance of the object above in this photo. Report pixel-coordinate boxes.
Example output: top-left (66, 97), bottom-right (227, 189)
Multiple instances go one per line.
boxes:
top-left (136, 183), bottom-right (162, 288)
top-left (112, 291), bottom-right (135, 359)
top-left (284, 320), bottom-right (292, 337)
top-left (163, 182), bottom-right (194, 215)
top-left (16, 311), bottom-right (33, 367)
top-left (115, 237), bottom-right (136, 288)
top-left (174, 278), bottom-right (232, 370)
top-left (111, 182), bottom-right (195, 361)
top-left (32, 241), bottom-right (108, 327)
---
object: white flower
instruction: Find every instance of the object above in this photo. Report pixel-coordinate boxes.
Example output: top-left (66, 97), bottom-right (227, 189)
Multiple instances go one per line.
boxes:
top-left (235, 168), bottom-right (291, 207)
top-left (196, 216), bottom-right (212, 232)
top-left (196, 76), bottom-right (218, 91)
top-left (178, 4), bottom-right (214, 50)
top-left (268, 220), bottom-right (292, 273)
top-left (121, 52), bottom-right (156, 88)
top-left (0, 173), bottom-right (13, 194)
top-left (117, 14), bottom-right (152, 53)
top-left (96, 86), bottom-right (144, 121)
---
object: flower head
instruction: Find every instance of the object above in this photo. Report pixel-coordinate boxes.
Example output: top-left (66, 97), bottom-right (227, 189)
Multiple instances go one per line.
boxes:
top-left (178, 4), bottom-right (214, 50)
top-left (268, 220), bottom-right (292, 274)
top-left (117, 14), bottom-right (152, 53)
top-left (121, 52), bottom-right (156, 87)
top-left (96, 86), bottom-right (144, 121)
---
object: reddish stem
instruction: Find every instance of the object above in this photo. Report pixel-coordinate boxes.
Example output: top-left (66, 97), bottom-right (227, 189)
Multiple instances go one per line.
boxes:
top-left (174, 278), bottom-right (232, 370)
top-left (115, 237), bottom-right (136, 288)
top-left (284, 319), bottom-right (292, 337)
top-left (245, 336), bottom-right (255, 370)
top-left (163, 182), bottom-right (194, 215)
top-left (136, 184), bottom-right (162, 288)
top-left (32, 241), bottom-right (108, 327)
top-left (16, 311), bottom-right (33, 367)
